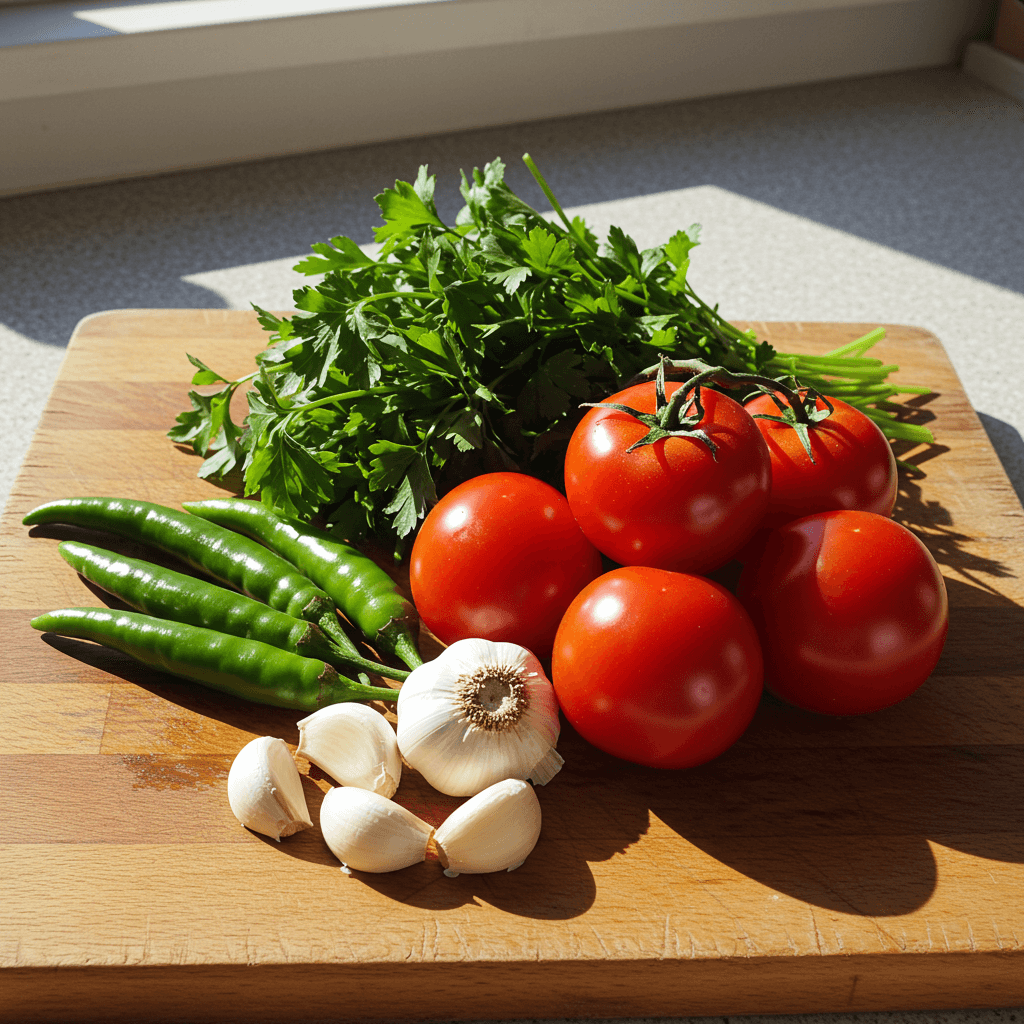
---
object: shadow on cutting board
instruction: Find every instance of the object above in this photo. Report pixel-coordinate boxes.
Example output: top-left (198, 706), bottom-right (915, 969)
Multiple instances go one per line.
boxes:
top-left (647, 567), bottom-right (1024, 916)
top-left (31, 587), bottom-right (1024, 920)
top-left (24, 466), bottom-right (1024, 921)
top-left (889, 394), bottom-right (1016, 590)
top-left (895, 467), bottom-right (1016, 592)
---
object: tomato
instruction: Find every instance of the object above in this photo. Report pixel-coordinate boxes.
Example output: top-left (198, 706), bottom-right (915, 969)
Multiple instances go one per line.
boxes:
top-left (736, 510), bottom-right (948, 716)
top-left (564, 381), bottom-right (771, 574)
top-left (409, 472), bottom-right (603, 658)
top-left (743, 390), bottom-right (898, 530)
top-left (551, 567), bottom-right (764, 769)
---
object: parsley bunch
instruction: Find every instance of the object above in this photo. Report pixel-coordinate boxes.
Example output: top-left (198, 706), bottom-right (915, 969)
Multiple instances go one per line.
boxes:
top-left (170, 155), bottom-right (932, 548)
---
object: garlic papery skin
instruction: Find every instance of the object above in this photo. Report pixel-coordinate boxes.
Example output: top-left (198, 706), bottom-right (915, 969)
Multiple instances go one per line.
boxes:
top-left (396, 638), bottom-right (563, 797)
top-left (319, 786), bottom-right (433, 873)
top-left (433, 778), bottom-right (542, 876)
top-left (227, 736), bottom-right (313, 841)
top-left (296, 703), bottom-right (401, 797)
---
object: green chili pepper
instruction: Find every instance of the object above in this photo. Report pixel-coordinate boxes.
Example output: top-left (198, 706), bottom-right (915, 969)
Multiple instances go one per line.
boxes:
top-left (22, 497), bottom-right (353, 651)
top-left (183, 499), bottom-right (424, 669)
top-left (57, 540), bottom-right (408, 683)
top-left (31, 607), bottom-right (398, 709)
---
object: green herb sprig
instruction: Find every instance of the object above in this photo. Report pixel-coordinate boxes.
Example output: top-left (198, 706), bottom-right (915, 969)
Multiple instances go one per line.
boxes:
top-left (169, 155), bottom-right (933, 549)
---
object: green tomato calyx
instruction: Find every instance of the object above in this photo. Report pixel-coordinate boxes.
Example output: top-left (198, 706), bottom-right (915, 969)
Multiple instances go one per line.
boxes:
top-left (745, 375), bottom-right (835, 463)
top-left (604, 357), bottom-right (835, 463)
top-left (580, 357), bottom-right (721, 458)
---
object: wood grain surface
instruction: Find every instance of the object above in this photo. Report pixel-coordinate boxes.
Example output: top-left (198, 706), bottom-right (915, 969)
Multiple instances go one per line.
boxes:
top-left (2, 310), bottom-right (1022, 1023)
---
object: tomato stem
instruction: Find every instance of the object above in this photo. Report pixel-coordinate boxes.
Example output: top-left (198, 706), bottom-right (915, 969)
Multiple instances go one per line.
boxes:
top-left (611, 357), bottom-right (837, 462)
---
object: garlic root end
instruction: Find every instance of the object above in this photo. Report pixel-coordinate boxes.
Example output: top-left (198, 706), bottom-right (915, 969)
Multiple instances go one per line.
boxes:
top-left (426, 833), bottom-right (447, 869)
top-left (527, 747), bottom-right (564, 787)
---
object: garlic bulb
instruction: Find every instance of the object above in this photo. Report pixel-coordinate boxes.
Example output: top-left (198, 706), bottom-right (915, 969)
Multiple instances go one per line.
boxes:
top-left (296, 703), bottom-right (401, 797)
top-left (397, 638), bottom-right (563, 797)
top-left (319, 786), bottom-right (433, 873)
top-left (433, 778), bottom-right (542, 876)
top-left (227, 736), bottom-right (313, 841)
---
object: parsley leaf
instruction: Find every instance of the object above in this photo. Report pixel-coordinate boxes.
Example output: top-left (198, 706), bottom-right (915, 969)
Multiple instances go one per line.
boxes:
top-left (171, 156), bottom-right (928, 542)
top-left (374, 166), bottom-right (447, 243)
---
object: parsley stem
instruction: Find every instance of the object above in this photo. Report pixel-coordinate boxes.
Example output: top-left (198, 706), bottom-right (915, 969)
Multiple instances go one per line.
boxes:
top-left (858, 409), bottom-right (934, 442)
top-left (418, 397), bottom-right (462, 449)
top-left (287, 385), bottom-right (407, 418)
top-left (522, 154), bottom-right (598, 257)
top-left (358, 290), bottom-right (435, 307)
top-left (772, 361), bottom-right (901, 381)
top-left (786, 356), bottom-right (888, 368)
top-left (825, 328), bottom-right (886, 357)
top-left (575, 263), bottom-right (610, 291)
top-left (523, 155), bottom-right (661, 309)
top-left (679, 284), bottom-right (753, 345)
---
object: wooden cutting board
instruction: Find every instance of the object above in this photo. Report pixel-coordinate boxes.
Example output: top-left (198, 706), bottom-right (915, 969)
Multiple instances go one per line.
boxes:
top-left (2, 310), bottom-right (1022, 1024)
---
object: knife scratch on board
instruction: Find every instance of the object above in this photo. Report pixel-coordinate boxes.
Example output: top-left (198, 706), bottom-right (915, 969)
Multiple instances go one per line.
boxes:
top-left (589, 924), bottom-right (612, 958)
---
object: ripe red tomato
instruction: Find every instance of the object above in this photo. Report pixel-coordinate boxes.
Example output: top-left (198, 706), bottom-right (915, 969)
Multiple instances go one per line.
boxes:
top-left (736, 510), bottom-right (948, 716)
top-left (551, 567), bottom-right (764, 769)
top-left (743, 390), bottom-right (898, 530)
top-left (409, 472), bottom-right (603, 658)
top-left (564, 382), bottom-right (771, 574)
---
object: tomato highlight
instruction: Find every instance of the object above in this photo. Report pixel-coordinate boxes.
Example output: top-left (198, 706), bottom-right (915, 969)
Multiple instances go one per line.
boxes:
top-left (744, 390), bottom-right (898, 530)
top-left (737, 510), bottom-right (948, 716)
top-left (564, 381), bottom-right (771, 575)
top-left (410, 472), bottom-right (603, 659)
top-left (551, 567), bottom-right (764, 769)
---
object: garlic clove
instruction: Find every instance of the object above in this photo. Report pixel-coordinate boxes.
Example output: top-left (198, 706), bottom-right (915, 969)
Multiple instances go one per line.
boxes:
top-left (296, 703), bottom-right (401, 797)
top-left (319, 786), bottom-right (433, 873)
top-left (432, 778), bottom-right (542, 876)
top-left (397, 638), bottom-right (562, 797)
top-left (227, 736), bottom-right (314, 841)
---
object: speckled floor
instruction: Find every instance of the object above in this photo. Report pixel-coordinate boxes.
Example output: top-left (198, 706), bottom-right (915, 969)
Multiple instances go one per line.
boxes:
top-left (1, 65), bottom-right (1022, 1023)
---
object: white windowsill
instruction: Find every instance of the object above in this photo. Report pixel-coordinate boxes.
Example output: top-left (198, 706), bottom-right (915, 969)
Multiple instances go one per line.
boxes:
top-left (0, 0), bottom-right (992, 197)
top-left (2, 0), bottom-right (928, 98)
top-left (963, 39), bottom-right (1024, 103)
top-left (0, 0), bottom-right (452, 46)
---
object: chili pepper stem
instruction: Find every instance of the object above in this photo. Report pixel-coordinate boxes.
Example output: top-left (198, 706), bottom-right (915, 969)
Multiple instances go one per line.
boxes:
top-left (325, 677), bottom-right (401, 705)
top-left (319, 657), bottom-right (400, 704)
top-left (317, 612), bottom-right (357, 650)
top-left (324, 643), bottom-right (410, 682)
top-left (323, 638), bottom-right (411, 679)
top-left (390, 630), bottom-right (425, 670)
top-left (360, 657), bottom-right (409, 682)
top-left (312, 611), bottom-right (408, 682)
